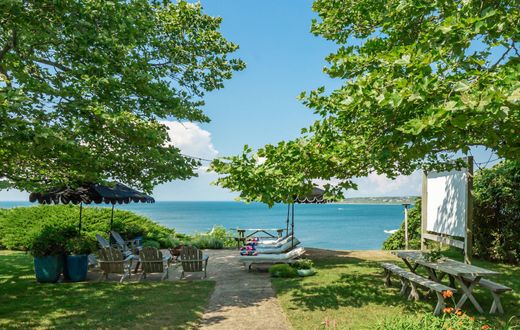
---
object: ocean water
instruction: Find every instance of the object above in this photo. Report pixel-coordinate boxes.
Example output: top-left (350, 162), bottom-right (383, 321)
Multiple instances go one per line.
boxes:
top-left (0, 201), bottom-right (405, 250)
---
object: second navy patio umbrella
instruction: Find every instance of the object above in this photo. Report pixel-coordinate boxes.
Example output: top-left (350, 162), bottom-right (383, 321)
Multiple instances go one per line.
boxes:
top-left (286, 187), bottom-right (328, 248)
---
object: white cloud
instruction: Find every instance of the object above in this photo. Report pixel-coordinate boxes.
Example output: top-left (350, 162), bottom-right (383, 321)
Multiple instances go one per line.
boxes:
top-left (161, 121), bottom-right (219, 160)
top-left (349, 171), bottom-right (422, 197)
top-left (161, 121), bottom-right (219, 174)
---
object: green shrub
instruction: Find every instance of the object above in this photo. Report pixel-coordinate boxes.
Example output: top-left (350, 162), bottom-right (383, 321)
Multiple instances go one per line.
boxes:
top-left (27, 223), bottom-right (77, 257)
top-left (142, 240), bottom-right (161, 249)
top-left (192, 236), bottom-right (224, 249)
top-left (269, 264), bottom-right (298, 278)
top-left (66, 235), bottom-right (97, 255)
top-left (291, 259), bottom-right (314, 270)
top-left (473, 160), bottom-right (520, 263)
top-left (207, 225), bottom-right (235, 247)
top-left (0, 205), bottom-right (175, 250)
top-left (382, 199), bottom-right (422, 251)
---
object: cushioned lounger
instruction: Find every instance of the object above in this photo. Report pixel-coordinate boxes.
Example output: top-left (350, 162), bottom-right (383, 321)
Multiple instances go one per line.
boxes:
top-left (255, 238), bottom-right (300, 254)
top-left (239, 247), bottom-right (305, 271)
top-left (256, 232), bottom-right (294, 245)
top-left (255, 235), bottom-right (296, 248)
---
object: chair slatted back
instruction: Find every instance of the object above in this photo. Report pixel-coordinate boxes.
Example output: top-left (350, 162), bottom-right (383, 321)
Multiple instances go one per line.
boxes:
top-left (111, 231), bottom-right (130, 252)
top-left (96, 234), bottom-right (110, 249)
top-left (180, 246), bottom-right (203, 272)
top-left (140, 247), bottom-right (164, 274)
top-left (98, 247), bottom-right (125, 274)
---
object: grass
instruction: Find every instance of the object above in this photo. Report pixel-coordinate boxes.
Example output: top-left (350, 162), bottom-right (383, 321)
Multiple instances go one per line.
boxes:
top-left (0, 250), bottom-right (215, 329)
top-left (271, 249), bottom-right (520, 329)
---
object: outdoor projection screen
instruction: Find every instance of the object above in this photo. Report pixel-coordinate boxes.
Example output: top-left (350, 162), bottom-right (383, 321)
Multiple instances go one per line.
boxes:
top-left (426, 169), bottom-right (468, 238)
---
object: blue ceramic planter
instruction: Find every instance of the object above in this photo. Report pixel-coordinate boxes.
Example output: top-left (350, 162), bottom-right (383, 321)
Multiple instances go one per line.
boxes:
top-left (34, 255), bottom-right (63, 283)
top-left (64, 255), bottom-right (88, 282)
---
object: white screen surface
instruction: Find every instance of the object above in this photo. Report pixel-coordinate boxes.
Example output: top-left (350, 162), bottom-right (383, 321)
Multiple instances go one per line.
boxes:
top-left (426, 170), bottom-right (468, 238)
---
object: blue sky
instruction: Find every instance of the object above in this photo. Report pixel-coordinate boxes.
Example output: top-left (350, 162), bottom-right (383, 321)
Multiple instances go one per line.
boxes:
top-left (0, 1), bottom-right (498, 201)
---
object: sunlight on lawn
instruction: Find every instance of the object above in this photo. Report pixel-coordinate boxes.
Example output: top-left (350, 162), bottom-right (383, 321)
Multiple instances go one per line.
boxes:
top-left (0, 251), bottom-right (214, 329)
top-left (271, 249), bottom-right (520, 329)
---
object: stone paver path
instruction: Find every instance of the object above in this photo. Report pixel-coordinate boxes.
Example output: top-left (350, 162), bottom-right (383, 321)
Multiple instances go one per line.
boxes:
top-left (198, 249), bottom-right (291, 330)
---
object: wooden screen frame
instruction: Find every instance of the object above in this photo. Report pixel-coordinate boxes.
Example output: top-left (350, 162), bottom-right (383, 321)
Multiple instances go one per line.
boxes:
top-left (421, 156), bottom-right (473, 264)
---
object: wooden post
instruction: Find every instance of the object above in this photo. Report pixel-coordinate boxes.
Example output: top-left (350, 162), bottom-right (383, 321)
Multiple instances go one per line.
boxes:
top-left (465, 156), bottom-right (474, 264)
top-left (421, 171), bottom-right (428, 251)
top-left (291, 203), bottom-right (295, 248)
top-left (403, 203), bottom-right (410, 250)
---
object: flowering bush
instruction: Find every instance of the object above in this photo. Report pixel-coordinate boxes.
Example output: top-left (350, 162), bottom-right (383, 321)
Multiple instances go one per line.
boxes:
top-left (377, 312), bottom-right (493, 330)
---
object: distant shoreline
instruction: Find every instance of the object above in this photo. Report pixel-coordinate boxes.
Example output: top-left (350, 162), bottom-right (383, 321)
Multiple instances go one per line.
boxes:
top-left (335, 202), bottom-right (412, 205)
top-left (337, 196), bottom-right (419, 205)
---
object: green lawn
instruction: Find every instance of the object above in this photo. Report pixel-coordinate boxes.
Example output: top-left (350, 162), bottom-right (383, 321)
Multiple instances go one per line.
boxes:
top-left (0, 251), bottom-right (214, 329)
top-left (271, 249), bottom-right (520, 329)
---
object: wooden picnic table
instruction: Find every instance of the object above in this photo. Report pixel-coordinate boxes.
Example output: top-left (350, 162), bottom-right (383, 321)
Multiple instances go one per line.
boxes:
top-left (235, 228), bottom-right (285, 239)
top-left (394, 251), bottom-right (500, 313)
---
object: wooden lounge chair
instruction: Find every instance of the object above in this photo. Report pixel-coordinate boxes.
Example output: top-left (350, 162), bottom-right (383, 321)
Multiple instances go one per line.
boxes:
top-left (97, 247), bottom-right (133, 283)
top-left (111, 230), bottom-right (142, 255)
top-left (96, 233), bottom-right (133, 258)
top-left (179, 246), bottom-right (209, 279)
top-left (240, 247), bottom-right (305, 271)
top-left (138, 247), bottom-right (170, 281)
top-left (255, 238), bottom-right (301, 254)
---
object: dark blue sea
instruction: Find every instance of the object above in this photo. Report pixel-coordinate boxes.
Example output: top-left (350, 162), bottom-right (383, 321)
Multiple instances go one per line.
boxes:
top-left (0, 201), bottom-right (404, 250)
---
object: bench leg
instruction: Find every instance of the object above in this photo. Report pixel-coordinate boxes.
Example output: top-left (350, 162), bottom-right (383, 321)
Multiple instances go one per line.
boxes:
top-left (399, 278), bottom-right (409, 296)
top-left (455, 276), bottom-right (484, 313)
top-left (490, 292), bottom-right (504, 314)
top-left (384, 269), bottom-right (392, 287)
top-left (408, 282), bottom-right (420, 301)
top-left (433, 292), bottom-right (446, 316)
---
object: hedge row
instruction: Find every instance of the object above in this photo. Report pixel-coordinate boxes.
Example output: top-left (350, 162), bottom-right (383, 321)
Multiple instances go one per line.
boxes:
top-left (0, 205), bottom-right (176, 250)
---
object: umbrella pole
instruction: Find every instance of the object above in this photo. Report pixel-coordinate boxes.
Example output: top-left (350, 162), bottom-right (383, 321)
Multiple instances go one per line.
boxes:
top-left (110, 204), bottom-right (115, 231)
top-left (286, 204), bottom-right (290, 236)
top-left (78, 202), bottom-right (83, 233)
top-left (291, 203), bottom-right (295, 248)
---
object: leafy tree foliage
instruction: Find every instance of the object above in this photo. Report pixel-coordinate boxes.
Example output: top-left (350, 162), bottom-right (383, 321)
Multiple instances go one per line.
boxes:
top-left (212, 0), bottom-right (519, 203)
top-left (0, 0), bottom-right (244, 192)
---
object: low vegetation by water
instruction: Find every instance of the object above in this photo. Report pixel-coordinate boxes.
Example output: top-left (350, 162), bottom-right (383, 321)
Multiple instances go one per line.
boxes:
top-left (0, 205), bottom-right (236, 252)
top-left (0, 251), bottom-right (214, 329)
top-left (271, 249), bottom-right (520, 329)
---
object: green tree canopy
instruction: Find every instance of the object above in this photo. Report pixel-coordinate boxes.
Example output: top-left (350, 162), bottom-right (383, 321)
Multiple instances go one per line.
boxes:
top-left (212, 0), bottom-right (519, 205)
top-left (1, 0), bottom-right (244, 192)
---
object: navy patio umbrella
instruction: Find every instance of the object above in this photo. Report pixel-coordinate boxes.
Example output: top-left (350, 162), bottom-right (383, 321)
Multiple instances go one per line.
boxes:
top-left (29, 182), bottom-right (155, 232)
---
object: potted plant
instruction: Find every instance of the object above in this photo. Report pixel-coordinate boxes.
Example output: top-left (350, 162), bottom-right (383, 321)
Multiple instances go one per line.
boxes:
top-left (64, 236), bottom-right (96, 282)
top-left (28, 225), bottom-right (72, 283)
top-left (292, 259), bottom-right (316, 277)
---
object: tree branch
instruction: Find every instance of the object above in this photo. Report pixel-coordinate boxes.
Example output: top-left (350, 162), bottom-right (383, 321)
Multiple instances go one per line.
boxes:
top-left (0, 30), bottom-right (16, 60)
top-left (489, 41), bottom-right (514, 70)
top-left (33, 57), bottom-right (71, 72)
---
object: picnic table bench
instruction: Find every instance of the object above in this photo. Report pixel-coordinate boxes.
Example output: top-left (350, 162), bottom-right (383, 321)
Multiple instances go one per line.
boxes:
top-left (394, 251), bottom-right (511, 314)
top-left (382, 263), bottom-right (457, 315)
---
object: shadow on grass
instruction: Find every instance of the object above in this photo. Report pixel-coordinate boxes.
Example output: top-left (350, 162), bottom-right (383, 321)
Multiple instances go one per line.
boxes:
top-left (272, 248), bottom-right (519, 326)
top-left (0, 251), bottom-right (214, 329)
top-left (273, 249), bottom-right (432, 313)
